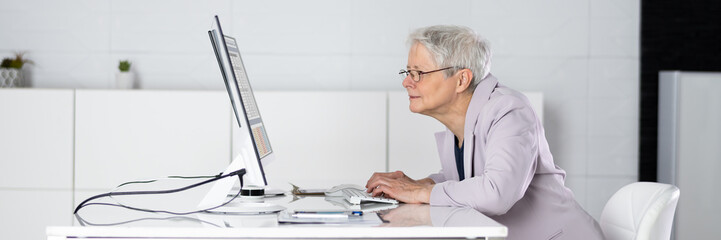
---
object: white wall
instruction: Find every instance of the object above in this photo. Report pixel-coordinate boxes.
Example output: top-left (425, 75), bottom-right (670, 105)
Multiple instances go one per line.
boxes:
top-left (0, 0), bottom-right (639, 219)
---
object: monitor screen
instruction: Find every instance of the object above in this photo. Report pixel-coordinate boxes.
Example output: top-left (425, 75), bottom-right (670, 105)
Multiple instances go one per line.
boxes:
top-left (208, 15), bottom-right (274, 187)
top-left (222, 36), bottom-right (274, 160)
top-left (199, 15), bottom-right (277, 209)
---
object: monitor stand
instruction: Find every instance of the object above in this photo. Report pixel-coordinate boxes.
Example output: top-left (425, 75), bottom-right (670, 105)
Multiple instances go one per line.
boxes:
top-left (240, 185), bottom-right (265, 197)
top-left (198, 155), bottom-right (284, 214)
top-left (229, 186), bottom-right (285, 198)
top-left (197, 156), bottom-right (243, 209)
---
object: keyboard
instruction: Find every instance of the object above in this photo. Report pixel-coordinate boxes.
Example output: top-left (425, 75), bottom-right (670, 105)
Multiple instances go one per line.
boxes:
top-left (341, 188), bottom-right (398, 205)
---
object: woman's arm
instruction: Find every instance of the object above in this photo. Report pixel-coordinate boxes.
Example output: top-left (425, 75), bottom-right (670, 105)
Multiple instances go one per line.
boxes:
top-left (417, 177), bottom-right (436, 185)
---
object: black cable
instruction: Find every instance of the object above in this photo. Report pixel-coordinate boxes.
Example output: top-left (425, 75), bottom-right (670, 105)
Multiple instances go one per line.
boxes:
top-left (73, 169), bottom-right (246, 215)
top-left (114, 173), bottom-right (222, 188)
top-left (168, 175), bottom-right (220, 179)
top-left (116, 179), bottom-right (160, 188)
top-left (115, 175), bottom-right (219, 189)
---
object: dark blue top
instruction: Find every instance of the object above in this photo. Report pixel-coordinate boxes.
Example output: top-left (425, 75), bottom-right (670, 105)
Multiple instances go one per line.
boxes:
top-left (454, 136), bottom-right (465, 181)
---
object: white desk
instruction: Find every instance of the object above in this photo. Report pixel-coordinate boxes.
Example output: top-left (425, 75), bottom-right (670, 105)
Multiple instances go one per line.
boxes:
top-left (48, 193), bottom-right (507, 240)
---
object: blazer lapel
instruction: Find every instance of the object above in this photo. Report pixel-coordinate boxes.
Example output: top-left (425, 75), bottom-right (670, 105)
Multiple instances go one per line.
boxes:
top-left (463, 74), bottom-right (498, 179)
top-left (435, 130), bottom-right (457, 180)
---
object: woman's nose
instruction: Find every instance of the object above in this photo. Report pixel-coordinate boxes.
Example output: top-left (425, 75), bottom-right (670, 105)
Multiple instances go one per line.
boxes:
top-left (402, 75), bottom-right (414, 88)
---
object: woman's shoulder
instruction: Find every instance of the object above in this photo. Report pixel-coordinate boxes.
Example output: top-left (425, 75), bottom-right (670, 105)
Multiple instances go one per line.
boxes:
top-left (472, 84), bottom-right (540, 131)
top-left (485, 84), bottom-right (534, 113)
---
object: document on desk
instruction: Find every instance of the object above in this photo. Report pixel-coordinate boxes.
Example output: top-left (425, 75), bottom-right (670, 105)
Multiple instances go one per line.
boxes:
top-left (278, 210), bottom-right (383, 224)
top-left (279, 194), bottom-right (382, 224)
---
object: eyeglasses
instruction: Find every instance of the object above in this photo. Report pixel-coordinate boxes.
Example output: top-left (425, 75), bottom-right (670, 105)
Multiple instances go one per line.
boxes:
top-left (398, 67), bottom-right (454, 82)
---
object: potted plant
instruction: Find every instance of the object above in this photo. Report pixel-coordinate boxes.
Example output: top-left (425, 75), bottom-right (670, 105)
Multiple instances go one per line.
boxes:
top-left (116, 60), bottom-right (134, 89)
top-left (0, 52), bottom-right (32, 88)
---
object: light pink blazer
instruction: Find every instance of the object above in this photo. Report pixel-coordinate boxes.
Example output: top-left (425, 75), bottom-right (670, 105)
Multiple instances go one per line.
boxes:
top-left (428, 74), bottom-right (604, 240)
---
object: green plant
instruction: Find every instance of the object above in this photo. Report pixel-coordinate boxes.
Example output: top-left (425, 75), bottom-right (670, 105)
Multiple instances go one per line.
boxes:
top-left (1, 52), bottom-right (32, 69)
top-left (118, 60), bottom-right (131, 72)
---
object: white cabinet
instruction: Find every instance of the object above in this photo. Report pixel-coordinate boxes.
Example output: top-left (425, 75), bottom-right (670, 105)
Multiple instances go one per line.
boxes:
top-left (74, 90), bottom-right (231, 190)
top-left (1, 89), bottom-right (543, 239)
top-left (0, 89), bottom-right (74, 240)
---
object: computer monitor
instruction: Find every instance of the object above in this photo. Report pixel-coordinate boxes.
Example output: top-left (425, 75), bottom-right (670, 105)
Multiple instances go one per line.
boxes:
top-left (198, 15), bottom-right (276, 208)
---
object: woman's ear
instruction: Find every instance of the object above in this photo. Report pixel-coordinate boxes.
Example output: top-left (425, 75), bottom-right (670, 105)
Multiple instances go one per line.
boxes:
top-left (456, 69), bottom-right (473, 93)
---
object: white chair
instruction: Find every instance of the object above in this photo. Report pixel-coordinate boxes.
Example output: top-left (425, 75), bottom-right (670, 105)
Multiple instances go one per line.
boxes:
top-left (600, 182), bottom-right (680, 240)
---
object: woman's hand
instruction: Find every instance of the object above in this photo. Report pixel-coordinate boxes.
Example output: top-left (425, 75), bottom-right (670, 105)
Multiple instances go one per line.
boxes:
top-left (365, 171), bottom-right (434, 204)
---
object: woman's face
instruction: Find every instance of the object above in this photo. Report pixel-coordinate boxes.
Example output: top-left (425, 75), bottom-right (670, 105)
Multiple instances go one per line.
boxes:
top-left (403, 43), bottom-right (457, 116)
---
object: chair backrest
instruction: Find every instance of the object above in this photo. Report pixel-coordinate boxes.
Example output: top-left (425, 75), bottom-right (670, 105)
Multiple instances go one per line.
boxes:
top-left (600, 182), bottom-right (680, 240)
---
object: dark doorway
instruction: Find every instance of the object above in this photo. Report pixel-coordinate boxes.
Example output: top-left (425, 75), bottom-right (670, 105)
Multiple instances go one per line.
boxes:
top-left (640, 0), bottom-right (721, 181)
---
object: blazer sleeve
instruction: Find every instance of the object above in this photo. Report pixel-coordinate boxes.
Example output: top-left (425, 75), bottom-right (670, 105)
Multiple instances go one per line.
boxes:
top-left (430, 95), bottom-right (539, 216)
top-left (427, 171), bottom-right (447, 184)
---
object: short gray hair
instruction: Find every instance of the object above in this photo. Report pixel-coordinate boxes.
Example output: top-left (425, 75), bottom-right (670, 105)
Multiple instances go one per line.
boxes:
top-left (408, 25), bottom-right (492, 91)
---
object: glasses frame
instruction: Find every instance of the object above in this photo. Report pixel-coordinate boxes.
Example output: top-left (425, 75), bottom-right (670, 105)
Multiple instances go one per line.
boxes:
top-left (399, 67), bottom-right (455, 82)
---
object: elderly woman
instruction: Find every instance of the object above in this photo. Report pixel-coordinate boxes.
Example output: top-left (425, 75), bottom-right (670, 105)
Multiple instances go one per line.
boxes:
top-left (365, 25), bottom-right (604, 240)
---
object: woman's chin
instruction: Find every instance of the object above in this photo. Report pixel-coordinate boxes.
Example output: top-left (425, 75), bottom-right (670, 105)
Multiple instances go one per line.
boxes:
top-left (408, 104), bottom-right (424, 114)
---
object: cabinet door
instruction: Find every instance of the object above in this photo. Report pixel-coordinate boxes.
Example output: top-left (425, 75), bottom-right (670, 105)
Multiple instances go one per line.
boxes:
top-left (0, 190), bottom-right (72, 240)
top-left (252, 91), bottom-right (387, 189)
top-left (0, 89), bottom-right (74, 189)
top-left (74, 90), bottom-right (231, 190)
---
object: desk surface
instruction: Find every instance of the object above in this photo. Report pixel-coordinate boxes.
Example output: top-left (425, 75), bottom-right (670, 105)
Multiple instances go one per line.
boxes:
top-left (48, 193), bottom-right (507, 240)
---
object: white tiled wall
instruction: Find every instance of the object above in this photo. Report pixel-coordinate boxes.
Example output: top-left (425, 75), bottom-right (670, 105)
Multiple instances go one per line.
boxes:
top-left (0, 0), bottom-right (640, 219)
